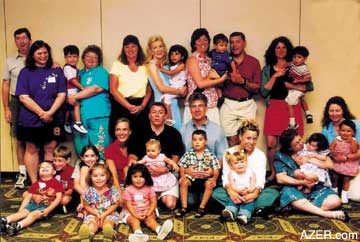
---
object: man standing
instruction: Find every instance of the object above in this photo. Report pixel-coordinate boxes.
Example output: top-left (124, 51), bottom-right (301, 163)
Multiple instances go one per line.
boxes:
top-left (220, 32), bottom-right (261, 147)
top-left (2, 28), bottom-right (31, 188)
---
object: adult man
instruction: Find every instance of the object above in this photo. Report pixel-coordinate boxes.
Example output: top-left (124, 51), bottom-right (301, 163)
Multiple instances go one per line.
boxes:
top-left (220, 32), bottom-right (261, 147)
top-left (2, 28), bottom-right (31, 188)
top-left (180, 93), bottom-right (228, 207)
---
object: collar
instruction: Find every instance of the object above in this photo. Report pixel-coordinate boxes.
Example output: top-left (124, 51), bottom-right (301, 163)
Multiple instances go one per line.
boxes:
top-left (191, 117), bottom-right (209, 129)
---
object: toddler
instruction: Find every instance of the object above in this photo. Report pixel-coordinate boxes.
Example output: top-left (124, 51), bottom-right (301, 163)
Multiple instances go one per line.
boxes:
top-left (221, 151), bottom-right (256, 225)
top-left (176, 130), bottom-right (220, 218)
top-left (159, 44), bottom-right (188, 126)
top-left (330, 119), bottom-right (359, 203)
top-left (1, 161), bottom-right (63, 236)
top-left (120, 164), bottom-right (173, 242)
top-left (63, 45), bottom-right (87, 134)
top-left (286, 46), bottom-right (313, 128)
top-left (293, 133), bottom-right (332, 193)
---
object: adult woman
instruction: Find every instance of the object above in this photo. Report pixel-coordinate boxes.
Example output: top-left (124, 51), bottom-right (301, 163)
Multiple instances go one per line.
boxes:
top-left (212, 120), bottom-right (279, 218)
top-left (260, 36), bottom-right (308, 183)
top-left (16, 40), bottom-right (66, 183)
top-left (321, 96), bottom-right (360, 201)
top-left (146, 35), bottom-right (186, 130)
top-left (105, 118), bottom-right (132, 192)
top-left (69, 45), bottom-right (111, 158)
top-left (109, 35), bottom-right (152, 138)
top-left (274, 129), bottom-right (348, 221)
top-left (184, 28), bottom-right (227, 125)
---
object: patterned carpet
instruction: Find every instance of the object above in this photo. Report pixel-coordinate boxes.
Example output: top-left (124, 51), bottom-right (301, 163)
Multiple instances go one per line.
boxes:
top-left (1, 175), bottom-right (360, 242)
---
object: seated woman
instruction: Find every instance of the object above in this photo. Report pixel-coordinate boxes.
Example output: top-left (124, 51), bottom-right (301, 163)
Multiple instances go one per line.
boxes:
top-left (274, 129), bottom-right (349, 221)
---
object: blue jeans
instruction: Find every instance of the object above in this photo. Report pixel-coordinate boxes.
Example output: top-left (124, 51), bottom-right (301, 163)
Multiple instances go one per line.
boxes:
top-left (225, 199), bottom-right (256, 219)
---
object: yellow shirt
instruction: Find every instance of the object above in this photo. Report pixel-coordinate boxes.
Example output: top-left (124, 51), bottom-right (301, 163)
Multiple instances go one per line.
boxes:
top-left (110, 60), bottom-right (149, 98)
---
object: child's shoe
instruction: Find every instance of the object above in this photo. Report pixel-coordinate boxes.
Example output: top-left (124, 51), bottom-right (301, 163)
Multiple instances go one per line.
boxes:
top-left (128, 233), bottom-right (149, 242)
top-left (103, 223), bottom-right (115, 241)
top-left (14, 173), bottom-right (27, 189)
top-left (341, 190), bottom-right (349, 204)
top-left (157, 219), bottom-right (173, 240)
top-left (237, 214), bottom-right (248, 225)
top-left (73, 122), bottom-right (88, 134)
top-left (64, 122), bottom-right (73, 134)
top-left (0, 217), bottom-right (7, 233)
top-left (306, 114), bottom-right (313, 124)
top-left (6, 223), bottom-right (21, 236)
top-left (288, 123), bottom-right (299, 130)
top-left (221, 208), bottom-right (235, 221)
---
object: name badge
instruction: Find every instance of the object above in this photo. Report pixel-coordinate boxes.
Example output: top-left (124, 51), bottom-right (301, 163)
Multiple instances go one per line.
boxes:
top-left (39, 182), bottom-right (46, 189)
top-left (48, 77), bottom-right (56, 83)
top-left (134, 194), bottom-right (144, 202)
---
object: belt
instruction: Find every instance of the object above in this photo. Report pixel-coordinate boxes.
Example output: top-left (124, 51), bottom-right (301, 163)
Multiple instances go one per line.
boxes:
top-left (225, 96), bottom-right (252, 102)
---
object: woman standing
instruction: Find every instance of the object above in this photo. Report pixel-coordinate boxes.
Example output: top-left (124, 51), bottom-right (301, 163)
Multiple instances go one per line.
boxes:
top-left (105, 118), bottom-right (132, 192)
top-left (260, 36), bottom-right (307, 183)
top-left (16, 40), bottom-right (66, 183)
top-left (109, 35), bottom-right (152, 138)
top-left (146, 35), bottom-right (186, 130)
top-left (184, 28), bottom-right (227, 125)
top-left (69, 45), bottom-right (111, 158)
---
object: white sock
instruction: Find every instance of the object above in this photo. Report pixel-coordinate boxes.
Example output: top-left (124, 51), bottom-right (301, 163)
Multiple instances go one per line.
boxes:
top-left (134, 229), bottom-right (143, 234)
top-left (342, 190), bottom-right (348, 196)
top-left (156, 226), bottom-right (161, 234)
top-left (305, 110), bottom-right (311, 115)
top-left (289, 117), bottom-right (296, 125)
top-left (19, 165), bottom-right (26, 176)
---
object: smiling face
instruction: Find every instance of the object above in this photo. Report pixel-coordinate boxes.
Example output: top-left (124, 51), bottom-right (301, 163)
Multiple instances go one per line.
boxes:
top-left (83, 51), bottom-right (99, 69)
top-left (230, 35), bottom-right (246, 56)
top-left (339, 124), bottom-right (354, 141)
top-left (81, 149), bottom-right (99, 167)
top-left (15, 32), bottom-right (31, 56)
top-left (39, 161), bottom-right (56, 180)
top-left (124, 43), bottom-right (139, 61)
top-left (53, 156), bottom-right (68, 172)
top-left (195, 35), bottom-right (209, 54)
top-left (150, 40), bottom-right (166, 61)
top-left (290, 135), bottom-right (305, 153)
top-left (90, 167), bottom-right (109, 189)
top-left (190, 100), bottom-right (207, 123)
top-left (231, 157), bottom-right (247, 174)
top-left (275, 42), bottom-right (287, 59)
top-left (33, 47), bottom-right (49, 67)
top-left (328, 104), bottom-right (344, 124)
top-left (115, 121), bottom-right (131, 143)
top-left (131, 171), bottom-right (145, 188)
top-left (239, 130), bottom-right (258, 153)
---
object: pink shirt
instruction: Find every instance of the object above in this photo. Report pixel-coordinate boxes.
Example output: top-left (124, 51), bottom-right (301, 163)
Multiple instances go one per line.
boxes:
top-left (123, 185), bottom-right (155, 216)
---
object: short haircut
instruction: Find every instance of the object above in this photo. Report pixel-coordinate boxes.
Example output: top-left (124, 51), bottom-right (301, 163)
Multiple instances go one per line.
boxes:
top-left (146, 139), bottom-right (161, 150)
top-left (225, 150), bottom-right (247, 165)
top-left (190, 28), bottom-right (211, 53)
top-left (192, 129), bottom-right (207, 140)
top-left (38, 160), bottom-right (55, 171)
top-left (188, 92), bottom-right (208, 106)
top-left (82, 45), bottom-right (103, 65)
top-left (306, 133), bottom-right (329, 152)
top-left (14, 27), bottom-right (31, 40)
top-left (125, 164), bottom-right (153, 186)
top-left (292, 46), bottom-right (309, 58)
top-left (168, 44), bottom-right (188, 66)
top-left (53, 145), bottom-right (72, 159)
top-left (213, 33), bottom-right (228, 45)
top-left (149, 102), bottom-right (167, 114)
top-left (339, 119), bottom-right (356, 134)
top-left (229, 32), bottom-right (246, 41)
top-left (63, 45), bottom-right (79, 56)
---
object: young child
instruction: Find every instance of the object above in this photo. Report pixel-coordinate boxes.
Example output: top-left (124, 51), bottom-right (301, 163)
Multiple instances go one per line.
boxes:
top-left (221, 151), bottom-right (256, 225)
top-left (286, 46), bottom-right (313, 128)
top-left (293, 133), bottom-right (332, 193)
top-left (176, 130), bottom-right (220, 218)
top-left (72, 145), bottom-right (103, 218)
top-left (63, 45), bottom-right (87, 134)
top-left (159, 44), bottom-right (188, 126)
top-left (330, 119), bottom-right (359, 203)
top-left (120, 164), bottom-right (173, 242)
top-left (53, 145), bottom-right (75, 213)
top-left (133, 139), bottom-right (179, 193)
top-left (77, 164), bottom-right (120, 241)
top-left (209, 33), bottom-right (235, 108)
top-left (0, 161), bottom-right (64, 236)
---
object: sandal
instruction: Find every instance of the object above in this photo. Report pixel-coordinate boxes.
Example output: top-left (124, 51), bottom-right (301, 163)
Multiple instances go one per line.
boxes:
top-left (175, 208), bottom-right (188, 218)
top-left (331, 211), bottom-right (350, 222)
top-left (195, 207), bottom-right (206, 218)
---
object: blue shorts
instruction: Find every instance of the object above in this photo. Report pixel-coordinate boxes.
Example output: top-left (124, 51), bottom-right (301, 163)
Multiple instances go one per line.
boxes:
top-left (24, 201), bottom-right (48, 212)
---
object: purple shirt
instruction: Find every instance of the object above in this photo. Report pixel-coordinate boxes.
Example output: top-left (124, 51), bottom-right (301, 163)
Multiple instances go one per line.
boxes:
top-left (16, 67), bottom-right (66, 127)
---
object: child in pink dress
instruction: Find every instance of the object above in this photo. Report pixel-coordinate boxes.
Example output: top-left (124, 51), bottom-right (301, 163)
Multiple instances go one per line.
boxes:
top-left (120, 164), bottom-right (173, 242)
top-left (330, 119), bottom-right (359, 203)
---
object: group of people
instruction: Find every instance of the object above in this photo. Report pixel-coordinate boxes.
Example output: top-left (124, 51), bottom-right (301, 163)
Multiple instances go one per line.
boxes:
top-left (2, 27), bottom-right (360, 241)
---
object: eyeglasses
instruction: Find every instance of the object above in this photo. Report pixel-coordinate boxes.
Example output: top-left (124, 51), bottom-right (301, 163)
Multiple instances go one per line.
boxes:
top-left (85, 54), bottom-right (98, 60)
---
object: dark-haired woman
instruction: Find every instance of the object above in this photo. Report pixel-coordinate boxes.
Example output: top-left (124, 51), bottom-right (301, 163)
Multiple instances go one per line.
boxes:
top-left (184, 28), bottom-right (227, 125)
top-left (274, 129), bottom-right (349, 221)
top-left (68, 45), bottom-right (111, 158)
top-left (109, 35), bottom-right (152, 139)
top-left (261, 36), bottom-right (311, 183)
top-left (16, 40), bottom-right (66, 183)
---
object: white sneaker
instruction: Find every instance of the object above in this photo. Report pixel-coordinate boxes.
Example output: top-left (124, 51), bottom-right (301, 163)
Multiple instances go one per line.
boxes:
top-left (15, 173), bottom-right (27, 189)
top-left (221, 208), bottom-right (235, 221)
top-left (157, 219), bottom-right (173, 240)
top-left (237, 214), bottom-right (248, 225)
top-left (73, 123), bottom-right (88, 134)
top-left (64, 123), bottom-right (73, 134)
top-left (341, 191), bottom-right (349, 204)
top-left (128, 233), bottom-right (149, 242)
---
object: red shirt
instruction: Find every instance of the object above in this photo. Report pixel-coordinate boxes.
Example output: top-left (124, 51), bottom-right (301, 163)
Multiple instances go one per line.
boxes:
top-left (55, 164), bottom-right (74, 190)
top-left (28, 177), bottom-right (64, 203)
top-left (104, 139), bottom-right (129, 184)
top-left (223, 54), bottom-right (261, 99)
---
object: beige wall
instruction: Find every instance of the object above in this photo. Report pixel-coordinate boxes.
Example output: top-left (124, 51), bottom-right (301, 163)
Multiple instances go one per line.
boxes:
top-left (1, 0), bottom-right (359, 171)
